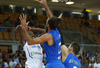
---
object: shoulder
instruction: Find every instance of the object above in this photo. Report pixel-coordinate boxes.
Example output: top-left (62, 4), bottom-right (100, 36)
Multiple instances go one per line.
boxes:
top-left (41, 33), bottom-right (52, 39)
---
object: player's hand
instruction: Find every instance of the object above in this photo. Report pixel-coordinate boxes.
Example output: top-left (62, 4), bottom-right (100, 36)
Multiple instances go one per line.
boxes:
top-left (26, 21), bottom-right (30, 27)
top-left (16, 25), bottom-right (22, 32)
top-left (19, 14), bottom-right (27, 30)
top-left (58, 13), bottom-right (63, 18)
top-left (36, 0), bottom-right (47, 6)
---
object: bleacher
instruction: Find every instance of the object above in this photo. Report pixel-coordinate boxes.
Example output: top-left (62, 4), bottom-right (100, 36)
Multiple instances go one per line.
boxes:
top-left (0, 12), bottom-right (100, 45)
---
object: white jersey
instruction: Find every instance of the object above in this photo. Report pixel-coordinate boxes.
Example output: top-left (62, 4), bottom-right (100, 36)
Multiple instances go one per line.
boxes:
top-left (23, 41), bottom-right (44, 68)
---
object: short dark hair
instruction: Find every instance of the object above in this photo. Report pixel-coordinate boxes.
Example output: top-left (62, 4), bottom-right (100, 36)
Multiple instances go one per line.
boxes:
top-left (70, 42), bottom-right (80, 55)
top-left (47, 16), bottom-right (61, 30)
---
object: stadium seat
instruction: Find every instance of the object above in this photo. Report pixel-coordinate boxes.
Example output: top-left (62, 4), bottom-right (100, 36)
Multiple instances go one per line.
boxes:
top-left (3, 31), bottom-right (9, 40)
top-left (76, 24), bottom-right (81, 32)
top-left (81, 27), bottom-right (88, 37)
top-left (15, 32), bottom-right (20, 41)
top-left (9, 32), bottom-right (14, 40)
top-left (0, 31), bottom-right (3, 40)
top-left (89, 31), bottom-right (93, 41)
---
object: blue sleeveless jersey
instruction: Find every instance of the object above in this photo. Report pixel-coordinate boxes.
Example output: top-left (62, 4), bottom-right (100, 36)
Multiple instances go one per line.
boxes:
top-left (63, 53), bottom-right (81, 68)
top-left (43, 29), bottom-right (61, 63)
top-left (43, 29), bottom-right (65, 68)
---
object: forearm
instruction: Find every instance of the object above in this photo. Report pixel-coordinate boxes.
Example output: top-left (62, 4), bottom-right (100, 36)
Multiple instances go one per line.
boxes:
top-left (19, 34), bottom-right (25, 46)
top-left (23, 28), bottom-right (34, 45)
top-left (43, 3), bottom-right (53, 18)
top-left (18, 26), bottom-right (25, 46)
top-left (30, 28), bottom-right (45, 34)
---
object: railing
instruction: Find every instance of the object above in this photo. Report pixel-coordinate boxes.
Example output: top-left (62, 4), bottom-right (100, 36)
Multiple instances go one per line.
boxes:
top-left (0, 26), bottom-right (19, 43)
top-left (61, 18), bottom-right (100, 45)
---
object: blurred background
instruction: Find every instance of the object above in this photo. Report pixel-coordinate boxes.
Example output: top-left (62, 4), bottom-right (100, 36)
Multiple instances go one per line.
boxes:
top-left (0, 0), bottom-right (100, 68)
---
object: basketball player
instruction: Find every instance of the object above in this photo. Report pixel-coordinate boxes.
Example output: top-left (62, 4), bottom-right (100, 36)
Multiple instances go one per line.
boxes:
top-left (36, 1), bottom-right (81, 68)
top-left (36, 0), bottom-right (64, 45)
top-left (16, 25), bottom-right (44, 68)
top-left (19, 14), bottom-right (65, 68)
top-left (61, 42), bottom-right (81, 68)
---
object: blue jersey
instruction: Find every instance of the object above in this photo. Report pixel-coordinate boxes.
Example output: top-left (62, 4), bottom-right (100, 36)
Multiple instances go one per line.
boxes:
top-left (43, 29), bottom-right (65, 68)
top-left (63, 53), bottom-right (81, 68)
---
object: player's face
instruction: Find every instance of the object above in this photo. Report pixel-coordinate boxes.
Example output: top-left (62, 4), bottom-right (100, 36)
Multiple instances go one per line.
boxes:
top-left (29, 32), bottom-right (34, 38)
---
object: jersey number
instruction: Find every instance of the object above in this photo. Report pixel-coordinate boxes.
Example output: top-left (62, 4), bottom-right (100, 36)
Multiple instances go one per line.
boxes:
top-left (58, 42), bottom-right (61, 54)
top-left (73, 66), bottom-right (77, 68)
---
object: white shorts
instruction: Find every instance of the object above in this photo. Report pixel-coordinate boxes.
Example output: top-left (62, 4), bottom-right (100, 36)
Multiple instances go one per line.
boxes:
top-left (25, 64), bottom-right (33, 68)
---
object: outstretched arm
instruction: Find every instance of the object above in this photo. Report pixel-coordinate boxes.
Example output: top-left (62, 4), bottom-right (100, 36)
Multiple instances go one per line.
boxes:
top-left (29, 27), bottom-right (45, 34)
top-left (37, 0), bottom-right (63, 18)
top-left (37, 0), bottom-right (53, 18)
top-left (16, 25), bottom-right (25, 46)
top-left (37, 0), bottom-right (64, 44)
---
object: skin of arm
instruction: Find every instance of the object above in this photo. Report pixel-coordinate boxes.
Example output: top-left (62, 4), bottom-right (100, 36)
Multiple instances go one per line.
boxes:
top-left (29, 27), bottom-right (46, 34)
top-left (61, 45), bottom-right (69, 62)
top-left (19, 14), bottom-right (53, 45)
top-left (16, 25), bottom-right (25, 46)
top-left (37, 0), bottom-right (53, 18)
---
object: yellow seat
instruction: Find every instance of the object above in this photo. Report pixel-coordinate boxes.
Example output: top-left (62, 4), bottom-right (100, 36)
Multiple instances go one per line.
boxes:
top-left (81, 27), bottom-right (88, 37)
top-left (15, 32), bottom-right (20, 41)
top-left (3, 31), bottom-right (9, 40)
top-left (0, 31), bottom-right (3, 40)
top-left (9, 32), bottom-right (14, 40)
top-left (89, 31), bottom-right (93, 41)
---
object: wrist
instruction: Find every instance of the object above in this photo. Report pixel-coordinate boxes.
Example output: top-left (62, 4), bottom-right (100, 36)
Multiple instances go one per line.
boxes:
top-left (43, 3), bottom-right (48, 6)
top-left (23, 27), bottom-right (28, 33)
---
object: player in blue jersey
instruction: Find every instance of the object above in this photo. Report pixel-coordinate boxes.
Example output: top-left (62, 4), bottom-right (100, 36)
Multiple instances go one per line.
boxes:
top-left (61, 42), bottom-right (81, 68)
top-left (36, 0), bottom-right (65, 46)
top-left (19, 15), bottom-right (65, 68)
top-left (36, 1), bottom-right (81, 68)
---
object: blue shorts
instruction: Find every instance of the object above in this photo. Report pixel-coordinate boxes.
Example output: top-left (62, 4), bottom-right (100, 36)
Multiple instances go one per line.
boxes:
top-left (45, 60), bottom-right (65, 68)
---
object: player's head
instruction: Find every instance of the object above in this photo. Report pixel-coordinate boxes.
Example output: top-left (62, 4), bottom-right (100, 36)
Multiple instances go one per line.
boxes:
top-left (46, 16), bottom-right (61, 32)
top-left (68, 42), bottom-right (80, 55)
top-left (28, 31), bottom-right (35, 38)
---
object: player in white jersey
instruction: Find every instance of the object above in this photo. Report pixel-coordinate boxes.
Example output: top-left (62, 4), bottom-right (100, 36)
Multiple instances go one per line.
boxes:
top-left (16, 25), bottom-right (44, 68)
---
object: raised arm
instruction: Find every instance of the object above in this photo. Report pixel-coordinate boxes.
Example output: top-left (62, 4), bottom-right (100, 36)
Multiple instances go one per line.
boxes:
top-left (37, 0), bottom-right (53, 18)
top-left (37, 0), bottom-right (64, 45)
top-left (16, 25), bottom-right (25, 46)
top-left (61, 45), bottom-right (69, 62)
top-left (19, 14), bottom-right (52, 45)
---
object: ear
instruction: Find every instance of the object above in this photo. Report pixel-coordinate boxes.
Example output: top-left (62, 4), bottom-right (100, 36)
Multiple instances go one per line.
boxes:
top-left (70, 47), bottom-right (73, 51)
top-left (47, 24), bottom-right (49, 28)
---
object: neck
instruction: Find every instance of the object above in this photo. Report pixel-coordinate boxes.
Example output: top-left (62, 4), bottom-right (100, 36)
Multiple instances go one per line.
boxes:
top-left (70, 51), bottom-right (76, 56)
top-left (48, 28), bottom-right (51, 32)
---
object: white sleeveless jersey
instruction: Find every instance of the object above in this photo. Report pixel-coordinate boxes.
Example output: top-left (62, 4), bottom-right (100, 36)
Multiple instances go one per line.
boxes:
top-left (23, 41), bottom-right (44, 68)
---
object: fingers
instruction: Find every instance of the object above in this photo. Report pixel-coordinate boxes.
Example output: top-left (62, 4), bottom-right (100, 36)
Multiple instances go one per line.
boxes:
top-left (19, 15), bottom-right (22, 21)
top-left (58, 13), bottom-right (63, 18)
top-left (36, 0), bottom-right (41, 3)
top-left (19, 14), bottom-right (26, 21)
top-left (28, 26), bottom-right (31, 30)
top-left (26, 21), bottom-right (30, 25)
